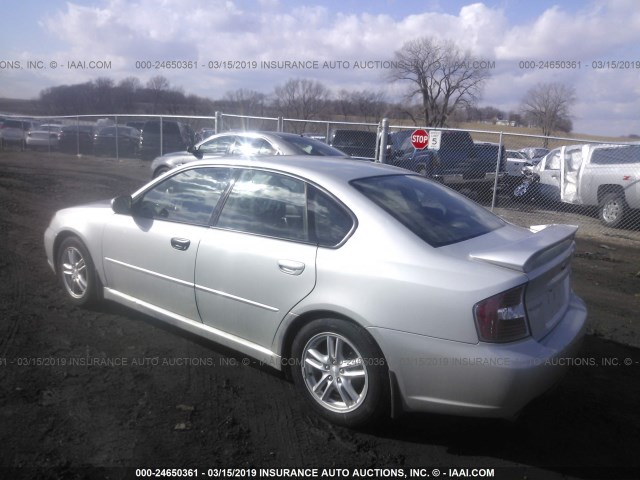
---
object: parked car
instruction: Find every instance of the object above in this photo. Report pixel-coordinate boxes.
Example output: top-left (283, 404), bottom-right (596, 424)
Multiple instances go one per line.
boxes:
top-left (57, 125), bottom-right (96, 154)
top-left (26, 124), bottom-right (64, 150)
top-left (195, 128), bottom-right (216, 143)
top-left (138, 120), bottom-right (195, 159)
top-left (45, 156), bottom-right (586, 427)
top-left (149, 131), bottom-right (348, 178)
top-left (526, 144), bottom-right (640, 227)
top-left (387, 130), bottom-right (506, 197)
top-left (93, 126), bottom-right (141, 157)
top-left (519, 147), bottom-right (550, 165)
top-left (125, 121), bottom-right (146, 132)
top-left (505, 150), bottom-right (530, 177)
top-left (0, 119), bottom-right (37, 150)
top-left (329, 129), bottom-right (378, 159)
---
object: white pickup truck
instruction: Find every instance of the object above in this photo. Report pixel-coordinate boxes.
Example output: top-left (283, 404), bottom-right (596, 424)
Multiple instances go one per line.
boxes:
top-left (533, 143), bottom-right (640, 227)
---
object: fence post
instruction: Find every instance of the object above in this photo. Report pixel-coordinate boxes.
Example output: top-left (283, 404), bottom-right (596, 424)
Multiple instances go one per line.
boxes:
top-left (115, 115), bottom-right (119, 160)
top-left (214, 111), bottom-right (221, 134)
top-left (76, 116), bottom-right (80, 157)
top-left (490, 131), bottom-right (503, 211)
top-left (378, 118), bottom-right (389, 163)
top-left (159, 116), bottom-right (163, 156)
top-left (277, 116), bottom-right (284, 132)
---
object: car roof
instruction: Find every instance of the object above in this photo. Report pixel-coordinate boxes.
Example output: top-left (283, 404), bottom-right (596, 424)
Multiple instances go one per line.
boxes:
top-left (169, 155), bottom-right (408, 185)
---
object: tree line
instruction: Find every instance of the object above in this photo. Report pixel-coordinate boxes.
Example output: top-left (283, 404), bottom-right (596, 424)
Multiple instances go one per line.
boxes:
top-left (34, 36), bottom-right (575, 136)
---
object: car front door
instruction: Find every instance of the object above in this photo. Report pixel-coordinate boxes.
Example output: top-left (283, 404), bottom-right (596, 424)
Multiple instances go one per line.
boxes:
top-left (194, 168), bottom-right (318, 349)
top-left (537, 148), bottom-right (562, 201)
top-left (102, 167), bottom-right (232, 320)
top-left (560, 145), bottom-right (584, 203)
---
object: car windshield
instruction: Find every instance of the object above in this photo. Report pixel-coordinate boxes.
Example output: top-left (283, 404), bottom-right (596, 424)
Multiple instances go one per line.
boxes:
top-left (280, 135), bottom-right (346, 156)
top-left (352, 175), bottom-right (505, 247)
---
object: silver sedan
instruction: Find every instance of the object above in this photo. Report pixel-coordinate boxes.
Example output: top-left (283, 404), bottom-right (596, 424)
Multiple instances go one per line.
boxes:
top-left (149, 131), bottom-right (348, 178)
top-left (44, 156), bottom-right (587, 427)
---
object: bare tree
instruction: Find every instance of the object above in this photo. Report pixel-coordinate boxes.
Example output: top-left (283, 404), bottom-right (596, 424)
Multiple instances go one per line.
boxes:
top-left (273, 78), bottom-right (330, 132)
top-left (116, 77), bottom-right (142, 113)
top-left (334, 89), bottom-right (386, 122)
top-left (389, 36), bottom-right (491, 127)
top-left (224, 89), bottom-right (266, 115)
top-left (146, 75), bottom-right (171, 113)
top-left (520, 82), bottom-right (576, 143)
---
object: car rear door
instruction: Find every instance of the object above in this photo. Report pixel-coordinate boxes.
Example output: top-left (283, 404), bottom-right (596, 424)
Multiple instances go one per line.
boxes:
top-left (194, 168), bottom-right (317, 349)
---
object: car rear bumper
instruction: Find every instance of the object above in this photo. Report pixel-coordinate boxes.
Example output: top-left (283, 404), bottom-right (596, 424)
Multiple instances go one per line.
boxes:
top-left (369, 293), bottom-right (587, 418)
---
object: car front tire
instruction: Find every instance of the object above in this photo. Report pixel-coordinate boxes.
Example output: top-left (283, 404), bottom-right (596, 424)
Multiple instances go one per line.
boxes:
top-left (291, 318), bottom-right (389, 427)
top-left (57, 237), bottom-right (99, 306)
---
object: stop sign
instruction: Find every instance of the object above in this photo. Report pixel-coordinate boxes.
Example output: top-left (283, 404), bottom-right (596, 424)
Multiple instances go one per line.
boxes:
top-left (410, 129), bottom-right (429, 149)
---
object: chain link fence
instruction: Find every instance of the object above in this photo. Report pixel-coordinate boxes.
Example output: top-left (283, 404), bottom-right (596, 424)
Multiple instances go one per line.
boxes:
top-left (2, 111), bottom-right (639, 237)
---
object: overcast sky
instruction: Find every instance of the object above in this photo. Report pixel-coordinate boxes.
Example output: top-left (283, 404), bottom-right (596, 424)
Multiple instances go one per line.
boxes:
top-left (1, 0), bottom-right (639, 136)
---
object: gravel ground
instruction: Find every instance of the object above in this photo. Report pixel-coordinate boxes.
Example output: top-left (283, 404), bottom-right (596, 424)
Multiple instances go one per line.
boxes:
top-left (0, 151), bottom-right (639, 480)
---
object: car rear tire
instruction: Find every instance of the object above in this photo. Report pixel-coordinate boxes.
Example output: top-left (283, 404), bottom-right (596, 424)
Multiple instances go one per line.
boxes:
top-left (599, 192), bottom-right (628, 228)
top-left (291, 318), bottom-right (389, 427)
top-left (57, 237), bottom-right (99, 306)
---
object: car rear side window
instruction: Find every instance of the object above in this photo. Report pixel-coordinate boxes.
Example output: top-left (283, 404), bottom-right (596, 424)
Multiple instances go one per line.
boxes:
top-left (351, 175), bottom-right (504, 247)
top-left (216, 170), bottom-right (308, 242)
top-left (308, 186), bottom-right (354, 247)
top-left (215, 169), bottom-right (354, 246)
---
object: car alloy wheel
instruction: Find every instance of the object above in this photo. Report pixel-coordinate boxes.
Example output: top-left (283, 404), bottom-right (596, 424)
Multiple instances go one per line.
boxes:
top-left (291, 318), bottom-right (388, 427)
top-left (301, 332), bottom-right (368, 413)
top-left (599, 193), bottom-right (628, 228)
top-left (57, 237), bottom-right (98, 306)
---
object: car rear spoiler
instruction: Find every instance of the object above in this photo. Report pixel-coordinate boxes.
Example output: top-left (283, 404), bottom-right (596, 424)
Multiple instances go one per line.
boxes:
top-left (469, 224), bottom-right (578, 273)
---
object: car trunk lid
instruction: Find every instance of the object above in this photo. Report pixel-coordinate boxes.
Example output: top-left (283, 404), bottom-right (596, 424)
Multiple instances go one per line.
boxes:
top-left (469, 224), bottom-right (578, 341)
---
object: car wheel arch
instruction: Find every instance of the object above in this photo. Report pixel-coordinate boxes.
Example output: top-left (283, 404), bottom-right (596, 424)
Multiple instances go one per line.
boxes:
top-left (53, 231), bottom-right (104, 297)
top-left (278, 310), bottom-right (383, 379)
top-left (285, 312), bottom-right (392, 426)
top-left (153, 166), bottom-right (171, 178)
top-left (597, 184), bottom-right (625, 203)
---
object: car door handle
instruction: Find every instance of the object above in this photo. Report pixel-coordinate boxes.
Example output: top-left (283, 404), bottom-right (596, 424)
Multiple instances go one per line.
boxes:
top-left (170, 237), bottom-right (191, 251)
top-left (278, 260), bottom-right (305, 276)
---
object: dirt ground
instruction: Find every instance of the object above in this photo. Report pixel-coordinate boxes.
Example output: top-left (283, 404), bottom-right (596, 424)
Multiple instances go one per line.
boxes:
top-left (0, 151), bottom-right (639, 480)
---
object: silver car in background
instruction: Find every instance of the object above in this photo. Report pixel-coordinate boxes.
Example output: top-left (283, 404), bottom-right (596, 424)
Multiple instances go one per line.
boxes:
top-left (45, 156), bottom-right (587, 427)
top-left (26, 123), bottom-right (64, 149)
top-left (149, 131), bottom-right (349, 178)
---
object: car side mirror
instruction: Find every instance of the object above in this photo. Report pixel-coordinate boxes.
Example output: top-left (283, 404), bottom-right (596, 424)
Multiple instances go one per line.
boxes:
top-left (111, 195), bottom-right (132, 215)
top-left (187, 145), bottom-right (203, 159)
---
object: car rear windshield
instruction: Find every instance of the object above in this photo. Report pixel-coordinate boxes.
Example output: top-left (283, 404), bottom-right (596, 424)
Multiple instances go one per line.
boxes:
top-left (591, 145), bottom-right (640, 165)
top-left (351, 175), bottom-right (505, 247)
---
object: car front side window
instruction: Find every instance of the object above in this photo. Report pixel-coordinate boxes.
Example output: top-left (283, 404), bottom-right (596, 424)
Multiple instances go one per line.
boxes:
top-left (544, 151), bottom-right (561, 170)
top-left (199, 135), bottom-right (237, 154)
top-left (134, 167), bottom-right (232, 225)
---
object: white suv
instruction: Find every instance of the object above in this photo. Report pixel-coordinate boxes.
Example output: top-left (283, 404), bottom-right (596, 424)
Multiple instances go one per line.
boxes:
top-left (1, 119), bottom-right (36, 150)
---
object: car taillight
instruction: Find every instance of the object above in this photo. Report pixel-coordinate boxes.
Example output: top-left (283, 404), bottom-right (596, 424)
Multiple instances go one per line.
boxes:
top-left (474, 286), bottom-right (529, 343)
